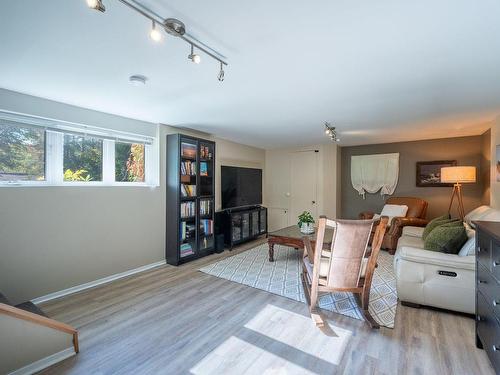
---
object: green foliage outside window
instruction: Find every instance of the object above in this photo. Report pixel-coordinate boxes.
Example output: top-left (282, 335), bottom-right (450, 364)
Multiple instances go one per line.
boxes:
top-left (115, 142), bottom-right (145, 182)
top-left (0, 124), bottom-right (45, 181)
top-left (63, 134), bottom-right (102, 181)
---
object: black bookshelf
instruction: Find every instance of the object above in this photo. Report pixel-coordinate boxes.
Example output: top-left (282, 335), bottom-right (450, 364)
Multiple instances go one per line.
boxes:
top-left (166, 134), bottom-right (215, 265)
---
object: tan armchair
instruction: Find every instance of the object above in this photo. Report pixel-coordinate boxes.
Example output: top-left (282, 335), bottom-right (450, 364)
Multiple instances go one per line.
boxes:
top-left (359, 197), bottom-right (429, 254)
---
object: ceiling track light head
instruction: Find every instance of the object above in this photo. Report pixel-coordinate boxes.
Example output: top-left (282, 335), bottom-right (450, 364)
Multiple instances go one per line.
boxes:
top-left (150, 20), bottom-right (162, 42)
top-left (164, 18), bottom-right (186, 36)
top-left (218, 61), bottom-right (225, 82)
top-left (86, 0), bottom-right (106, 12)
top-left (188, 44), bottom-right (201, 64)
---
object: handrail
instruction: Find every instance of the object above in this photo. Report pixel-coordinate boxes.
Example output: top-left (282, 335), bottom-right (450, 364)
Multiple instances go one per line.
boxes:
top-left (0, 303), bottom-right (79, 353)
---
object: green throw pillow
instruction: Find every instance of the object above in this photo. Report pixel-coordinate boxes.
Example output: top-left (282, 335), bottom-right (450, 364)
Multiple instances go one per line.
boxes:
top-left (422, 214), bottom-right (453, 240)
top-left (424, 225), bottom-right (468, 254)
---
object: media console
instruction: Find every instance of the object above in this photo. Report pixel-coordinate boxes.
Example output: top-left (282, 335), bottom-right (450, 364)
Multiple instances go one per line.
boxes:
top-left (216, 206), bottom-right (267, 249)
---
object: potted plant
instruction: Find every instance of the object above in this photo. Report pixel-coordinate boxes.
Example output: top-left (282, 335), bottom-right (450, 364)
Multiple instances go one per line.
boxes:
top-left (298, 211), bottom-right (315, 234)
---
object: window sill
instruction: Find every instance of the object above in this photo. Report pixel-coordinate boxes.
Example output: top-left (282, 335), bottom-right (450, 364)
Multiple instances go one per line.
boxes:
top-left (0, 182), bottom-right (160, 188)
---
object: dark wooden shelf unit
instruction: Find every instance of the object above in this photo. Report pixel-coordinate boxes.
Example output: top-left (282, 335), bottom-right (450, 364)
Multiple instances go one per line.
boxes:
top-left (218, 206), bottom-right (267, 249)
top-left (475, 220), bottom-right (500, 373)
top-left (166, 134), bottom-right (215, 266)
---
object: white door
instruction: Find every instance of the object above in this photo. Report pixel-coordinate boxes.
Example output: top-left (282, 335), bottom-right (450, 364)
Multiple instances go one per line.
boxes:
top-left (290, 150), bottom-right (318, 225)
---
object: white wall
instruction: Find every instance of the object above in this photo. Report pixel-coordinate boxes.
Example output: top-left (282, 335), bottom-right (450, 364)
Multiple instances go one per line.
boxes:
top-left (265, 143), bottom-right (338, 231)
top-left (492, 116), bottom-right (500, 209)
top-left (0, 89), bottom-right (265, 304)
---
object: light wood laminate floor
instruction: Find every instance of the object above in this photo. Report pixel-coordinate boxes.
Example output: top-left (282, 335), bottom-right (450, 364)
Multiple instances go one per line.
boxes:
top-left (40, 239), bottom-right (494, 375)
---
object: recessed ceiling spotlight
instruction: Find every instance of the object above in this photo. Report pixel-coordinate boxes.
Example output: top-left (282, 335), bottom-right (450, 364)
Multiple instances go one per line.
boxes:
top-left (188, 44), bottom-right (201, 64)
top-left (149, 20), bottom-right (162, 42)
top-left (129, 75), bottom-right (148, 86)
top-left (86, 0), bottom-right (105, 12)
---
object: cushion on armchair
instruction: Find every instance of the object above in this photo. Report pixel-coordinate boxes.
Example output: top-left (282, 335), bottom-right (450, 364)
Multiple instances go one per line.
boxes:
top-left (373, 204), bottom-right (409, 225)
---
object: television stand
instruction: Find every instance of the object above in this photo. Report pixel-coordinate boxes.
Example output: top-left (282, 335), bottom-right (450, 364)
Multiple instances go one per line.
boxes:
top-left (217, 206), bottom-right (267, 249)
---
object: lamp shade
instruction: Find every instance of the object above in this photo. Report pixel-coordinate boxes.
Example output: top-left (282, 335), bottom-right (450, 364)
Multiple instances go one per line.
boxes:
top-left (440, 166), bottom-right (476, 183)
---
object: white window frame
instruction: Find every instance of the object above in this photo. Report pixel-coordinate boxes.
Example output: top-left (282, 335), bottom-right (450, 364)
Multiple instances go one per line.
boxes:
top-left (0, 111), bottom-right (159, 187)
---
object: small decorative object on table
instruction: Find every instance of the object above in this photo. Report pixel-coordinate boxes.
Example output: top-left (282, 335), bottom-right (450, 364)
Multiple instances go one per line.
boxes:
top-left (298, 211), bottom-right (315, 234)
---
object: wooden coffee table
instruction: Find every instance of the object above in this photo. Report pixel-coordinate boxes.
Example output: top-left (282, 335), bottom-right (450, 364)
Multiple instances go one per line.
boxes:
top-left (267, 225), bottom-right (334, 262)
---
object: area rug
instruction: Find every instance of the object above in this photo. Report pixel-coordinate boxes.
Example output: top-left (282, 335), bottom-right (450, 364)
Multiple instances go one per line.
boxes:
top-left (199, 243), bottom-right (397, 328)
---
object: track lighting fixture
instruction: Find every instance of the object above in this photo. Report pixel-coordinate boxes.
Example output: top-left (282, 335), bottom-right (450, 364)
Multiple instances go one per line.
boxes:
top-left (84, 0), bottom-right (228, 81)
top-left (324, 122), bottom-right (340, 142)
top-left (218, 62), bottom-right (225, 82)
top-left (86, 0), bottom-right (105, 12)
top-left (149, 20), bottom-right (162, 42)
top-left (188, 44), bottom-right (201, 64)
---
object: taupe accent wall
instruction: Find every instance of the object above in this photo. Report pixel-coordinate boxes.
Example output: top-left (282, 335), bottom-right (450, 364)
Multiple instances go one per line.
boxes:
top-left (340, 135), bottom-right (487, 220)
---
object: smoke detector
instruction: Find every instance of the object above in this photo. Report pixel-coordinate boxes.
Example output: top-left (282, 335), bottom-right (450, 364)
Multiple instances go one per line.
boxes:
top-left (129, 75), bottom-right (148, 86)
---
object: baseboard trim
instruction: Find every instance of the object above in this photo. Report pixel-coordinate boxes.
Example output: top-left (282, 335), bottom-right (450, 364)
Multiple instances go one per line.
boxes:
top-left (8, 347), bottom-right (76, 375)
top-left (32, 260), bottom-right (166, 304)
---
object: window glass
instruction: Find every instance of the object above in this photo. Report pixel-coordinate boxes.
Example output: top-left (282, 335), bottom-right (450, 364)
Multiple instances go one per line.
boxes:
top-left (0, 123), bottom-right (45, 181)
top-left (63, 134), bottom-right (103, 181)
top-left (115, 142), bottom-right (145, 182)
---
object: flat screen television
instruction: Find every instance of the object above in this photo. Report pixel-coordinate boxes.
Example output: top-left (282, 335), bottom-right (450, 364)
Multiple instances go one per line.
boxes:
top-left (221, 166), bottom-right (262, 209)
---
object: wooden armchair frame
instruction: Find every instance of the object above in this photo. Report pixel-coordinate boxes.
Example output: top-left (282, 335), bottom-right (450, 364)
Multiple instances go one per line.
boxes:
top-left (301, 216), bottom-right (389, 328)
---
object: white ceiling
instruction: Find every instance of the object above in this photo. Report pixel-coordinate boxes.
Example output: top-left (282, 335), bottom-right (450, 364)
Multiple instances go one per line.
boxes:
top-left (0, 0), bottom-right (499, 148)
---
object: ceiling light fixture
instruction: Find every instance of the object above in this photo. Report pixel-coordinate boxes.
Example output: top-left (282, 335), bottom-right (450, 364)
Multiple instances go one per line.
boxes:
top-left (324, 122), bottom-right (340, 142)
top-left (129, 74), bottom-right (148, 86)
top-left (149, 20), bottom-right (162, 42)
top-left (218, 62), bottom-right (225, 82)
top-left (85, 0), bottom-right (228, 81)
top-left (86, 0), bottom-right (105, 12)
top-left (188, 44), bottom-right (201, 64)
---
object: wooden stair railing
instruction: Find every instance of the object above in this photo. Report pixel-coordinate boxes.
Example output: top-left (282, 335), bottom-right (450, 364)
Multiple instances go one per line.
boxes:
top-left (0, 303), bottom-right (79, 353)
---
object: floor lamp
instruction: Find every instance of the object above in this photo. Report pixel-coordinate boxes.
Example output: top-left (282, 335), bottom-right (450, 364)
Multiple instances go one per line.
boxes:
top-left (440, 166), bottom-right (476, 220)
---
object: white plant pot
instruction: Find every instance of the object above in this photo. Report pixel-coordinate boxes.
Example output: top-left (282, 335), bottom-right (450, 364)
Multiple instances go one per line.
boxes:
top-left (300, 222), bottom-right (314, 234)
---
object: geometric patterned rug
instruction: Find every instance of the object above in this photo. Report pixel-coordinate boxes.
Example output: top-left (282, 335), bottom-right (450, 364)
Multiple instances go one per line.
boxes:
top-left (199, 243), bottom-right (397, 328)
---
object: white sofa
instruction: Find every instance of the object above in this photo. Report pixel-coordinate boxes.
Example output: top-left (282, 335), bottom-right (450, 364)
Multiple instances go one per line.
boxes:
top-left (393, 206), bottom-right (500, 314)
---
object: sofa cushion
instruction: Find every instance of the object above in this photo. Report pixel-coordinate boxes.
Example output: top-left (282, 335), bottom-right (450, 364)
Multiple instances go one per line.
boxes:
top-left (481, 210), bottom-right (500, 223)
top-left (464, 205), bottom-right (494, 227)
top-left (458, 237), bottom-right (476, 257)
top-left (422, 214), bottom-right (455, 240)
top-left (402, 226), bottom-right (425, 238)
top-left (424, 225), bottom-right (468, 254)
top-left (397, 234), bottom-right (425, 249)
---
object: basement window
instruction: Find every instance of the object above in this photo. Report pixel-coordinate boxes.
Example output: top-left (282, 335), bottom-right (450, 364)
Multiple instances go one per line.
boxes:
top-left (0, 123), bottom-right (45, 182)
top-left (0, 111), bottom-right (158, 187)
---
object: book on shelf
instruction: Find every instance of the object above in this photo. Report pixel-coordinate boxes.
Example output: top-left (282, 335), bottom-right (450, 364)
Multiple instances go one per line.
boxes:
top-left (180, 201), bottom-right (196, 218)
top-left (200, 219), bottom-right (214, 236)
top-left (199, 199), bottom-right (212, 216)
top-left (181, 142), bottom-right (197, 159)
top-left (200, 145), bottom-right (212, 160)
top-left (180, 243), bottom-right (194, 257)
top-left (180, 222), bottom-right (196, 241)
top-left (200, 162), bottom-right (208, 176)
top-left (180, 184), bottom-right (197, 197)
top-left (181, 160), bottom-right (196, 176)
